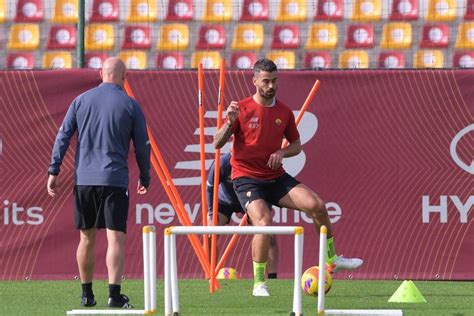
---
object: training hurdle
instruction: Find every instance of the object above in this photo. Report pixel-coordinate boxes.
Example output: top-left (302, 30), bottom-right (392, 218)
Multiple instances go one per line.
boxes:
top-left (67, 226), bottom-right (157, 315)
top-left (164, 226), bottom-right (305, 316)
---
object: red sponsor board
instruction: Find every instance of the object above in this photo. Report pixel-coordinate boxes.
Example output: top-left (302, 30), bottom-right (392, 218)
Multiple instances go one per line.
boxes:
top-left (0, 70), bottom-right (472, 280)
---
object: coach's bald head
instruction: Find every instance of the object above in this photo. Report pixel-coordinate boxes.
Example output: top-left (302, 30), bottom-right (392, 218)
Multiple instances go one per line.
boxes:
top-left (100, 57), bottom-right (127, 88)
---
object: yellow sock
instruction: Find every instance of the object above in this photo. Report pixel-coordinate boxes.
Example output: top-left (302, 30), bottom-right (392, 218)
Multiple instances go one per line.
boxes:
top-left (253, 261), bottom-right (266, 286)
top-left (326, 237), bottom-right (337, 265)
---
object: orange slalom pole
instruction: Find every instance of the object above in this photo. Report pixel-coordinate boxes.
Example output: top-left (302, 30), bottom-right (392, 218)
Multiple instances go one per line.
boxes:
top-left (214, 79), bottom-right (321, 274)
top-left (124, 81), bottom-right (211, 276)
top-left (210, 58), bottom-right (226, 293)
top-left (198, 63), bottom-right (210, 264)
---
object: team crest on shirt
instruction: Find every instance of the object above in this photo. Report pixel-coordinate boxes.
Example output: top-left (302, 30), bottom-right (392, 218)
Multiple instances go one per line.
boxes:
top-left (246, 191), bottom-right (252, 197)
top-left (249, 116), bottom-right (259, 129)
top-left (275, 118), bottom-right (282, 125)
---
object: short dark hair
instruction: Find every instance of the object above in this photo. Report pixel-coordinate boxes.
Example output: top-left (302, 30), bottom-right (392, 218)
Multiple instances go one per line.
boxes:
top-left (253, 58), bottom-right (278, 74)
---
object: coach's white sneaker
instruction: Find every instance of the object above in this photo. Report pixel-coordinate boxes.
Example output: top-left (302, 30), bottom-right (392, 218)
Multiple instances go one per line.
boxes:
top-left (253, 283), bottom-right (270, 297)
top-left (330, 256), bottom-right (363, 273)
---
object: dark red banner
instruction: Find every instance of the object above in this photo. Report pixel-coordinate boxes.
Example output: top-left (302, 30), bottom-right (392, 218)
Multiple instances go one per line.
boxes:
top-left (0, 70), bottom-right (472, 280)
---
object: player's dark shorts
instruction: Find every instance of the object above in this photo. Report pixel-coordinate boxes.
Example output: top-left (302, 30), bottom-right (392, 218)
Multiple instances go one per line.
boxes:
top-left (74, 185), bottom-right (129, 233)
top-left (233, 173), bottom-right (300, 211)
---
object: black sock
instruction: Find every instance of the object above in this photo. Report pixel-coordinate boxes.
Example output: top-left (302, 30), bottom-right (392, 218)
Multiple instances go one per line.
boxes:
top-left (109, 284), bottom-right (121, 298)
top-left (81, 283), bottom-right (93, 298)
top-left (267, 273), bottom-right (277, 279)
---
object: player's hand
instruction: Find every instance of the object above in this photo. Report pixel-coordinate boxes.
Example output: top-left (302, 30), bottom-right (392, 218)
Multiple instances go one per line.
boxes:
top-left (137, 181), bottom-right (148, 195)
top-left (267, 150), bottom-right (284, 169)
top-left (226, 101), bottom-right (240, 123)
top-left (47, 175), bottom-right (60, 197)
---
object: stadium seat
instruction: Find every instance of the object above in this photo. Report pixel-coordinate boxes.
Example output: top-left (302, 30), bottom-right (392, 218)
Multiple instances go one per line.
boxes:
top-left (305, 23), bottom-right (338, 50)
top-left (275, 0), bottom-right (306, 22)
top-left (339, 50), bottom-right (369, 68)
top-left (266, 51), bottom-right (296, 69)
top-left (453, 51), bottom-right (474, 67)
top-left (345, 24), bottom-right (374, 48)
top-left (303, 52), bottom-right (331, 68)
top-left (230, 52), bottom-right (257, 69)
top-left (156, 23), bottom-right (189, 51)
top-left (14, 0), bottom-right (44, 22)
top-left (389, 0), bottom-right (418, 20)
top-left (191, 51), bottom-right (222, 69)
top-left (240, 0), bottom-right (269, 21)
top-left (378, 52), bottom-right (405, 68)
top-left (118, 51), bottom-right (147, 69)
top-left (7, 24), bottom-right (40, 50)
top-left (0, 0), bottom-right (5, 23)
top-left (156, 52), bottom-right (184, 69)
top-left (52, 0), bottom-right (78, 23)
top-left (271, 24), bottom-right (300, 49)
top-left (84, 52), bottom-right (108, 68)
top-left (126, 0), bottom-right (157, 22)
top-left (122, 25), bottom-right (151, 49)
top-left (465, 0), bottom-right (474, 20)
top-left (420, 24), bottom-right (449, 48)
top-left (351, 0), bottom-right (382, 21)
top-left (6, 53), bottom-right (34, 69)
top-left (231, 23), bottom-right (264, 50)
top-left (90, 0), bottom-right (119, 22)
top-left (47, 25), bottom-right (76, 50)
top-left (196, 25), bottom-right (226, 49)
top-left (42, 51), bottom-right (73, 69)
top-left (413, 50), bottom-right (444, 68)
top-left (314, 0), bottom-right (343, 21)
top-left (455, 22), bottom-right (474, 49)
top-left (380, 22), bottom-right (412, 49)
top-left (166, 0), bottom-right (193, 21)
top-left (85, 24), bottom-right (114, 51)
top-left (202, 0), bottom-right (232, 22)
top-left (425, 0), bottom-right (456, 22)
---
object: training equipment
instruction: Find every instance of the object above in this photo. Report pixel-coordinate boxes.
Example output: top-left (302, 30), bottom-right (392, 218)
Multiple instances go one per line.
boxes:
top-left (216, 267), bottom-right (240, 280)
top-left (388, 280), bottom-right (427, 303)
top-left (301, 266), bottom-right (332, 296)
top-left (67, 226), bottom-right (156, 315)
top-left (164, 226), bottom-right (304, 315)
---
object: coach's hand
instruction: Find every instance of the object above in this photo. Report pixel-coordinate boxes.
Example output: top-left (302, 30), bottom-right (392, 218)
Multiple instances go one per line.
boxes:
top-left (226, 101), bottom-right (240, 123)
top-left (47, 175), bottom-right (60, 197)
top-left (267, 149), bottom-right (284, 169)
top-left (137, 181), bottom-right (148, 195)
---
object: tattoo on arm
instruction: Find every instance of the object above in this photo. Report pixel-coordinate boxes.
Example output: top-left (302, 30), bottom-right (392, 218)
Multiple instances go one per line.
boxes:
top-left (213, 122), bottom-right (233, 149)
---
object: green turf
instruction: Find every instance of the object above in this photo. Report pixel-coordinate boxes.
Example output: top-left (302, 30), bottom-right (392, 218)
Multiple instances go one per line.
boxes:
top-left (0, 279), bottom-right (472, 315)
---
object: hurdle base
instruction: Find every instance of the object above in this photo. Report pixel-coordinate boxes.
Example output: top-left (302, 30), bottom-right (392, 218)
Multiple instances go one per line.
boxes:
top-left (324, 310), bottom-right (402, 315)
top-left (67, 309), bottom-right (151, 315)
top-left (289, 312), bottom-right (302, 316)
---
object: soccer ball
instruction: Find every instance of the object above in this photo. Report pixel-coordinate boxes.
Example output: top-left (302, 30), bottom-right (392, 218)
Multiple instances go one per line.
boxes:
top-left (216, 267), bottom-right (240, 280)
top-left (301, 266), bottom-right (332, 296)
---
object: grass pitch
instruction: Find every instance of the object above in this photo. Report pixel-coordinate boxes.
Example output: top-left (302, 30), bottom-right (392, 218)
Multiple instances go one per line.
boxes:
top-left (0, 279), bottom-right (472, 315)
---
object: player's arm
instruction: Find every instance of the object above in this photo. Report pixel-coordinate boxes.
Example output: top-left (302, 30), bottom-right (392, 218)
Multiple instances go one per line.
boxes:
top-left (267, 139), bottom-right (301, 169)
top-left (213, 101), bottom-right (240, 149)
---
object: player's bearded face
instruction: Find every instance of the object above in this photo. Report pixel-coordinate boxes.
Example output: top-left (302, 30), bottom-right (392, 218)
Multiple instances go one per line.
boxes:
top-left (255, 71), bottom-right (278, 100)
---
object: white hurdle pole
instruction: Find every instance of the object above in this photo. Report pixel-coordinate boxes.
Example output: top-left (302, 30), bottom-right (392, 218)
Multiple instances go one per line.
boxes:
top-left (164, 226), bottom-right (304, 316)
top-left (150, 226), bottom-right (157, 313)
top-left (317, 225), bottom-right (327, 315)
top-left (142, 226), bottom-right (151, 314)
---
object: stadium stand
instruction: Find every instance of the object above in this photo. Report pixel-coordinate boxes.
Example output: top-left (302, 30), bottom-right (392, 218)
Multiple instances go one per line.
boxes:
top-left (378, 51), bottom-right (406, 68)
top-left (351, 0), bottom-right (382, 21)
top-left (420, 24), bottom-right (449, 48)
top-left (85, 23), bottom-right (115, 51)
top-left (118, 50), bottom-right (147, 69)
top-left (157, 23), bottom-right (189, 51)
top-left (339, 50), bottom-right (369, 68)
top-left (202, 0), bottom-right (232, 22)
top-left (275, 0), bottom-right (307, 22)
top-left (47, 25), bottom-right (77, 50)
top-left (266, 50), bottom-right (296, 69)
top-left (196, 25), bottom-right (226, 49)
top-left (305, 23), bottom-right (338, 50)
top-left (240, 0), bottom-right (269, 21)
top-left (191, 51), bottom-right (222, 68)
top-left (126, 0), bottom-right (157, 22)
top-left (84, 52), bottom-right (109, 68)
top-left (6, 52), bottom-right (34, 69)
top-left (389, 0), bottom-right (418, 20)
top-left (121, 25), bottom-right (151, 50)
top-left (304, 51), bottom-right (331, 68)
top-left (231, 23), bottom-right (264, 50)
top-left (7, 24), bottom-right (40, 50)
top-left (380, 22), bottom-right (412, 49)
top-left (42, 51), bottom-right (72, 69)
top-left (271, 24), bottom-right (300, 49)
top-left (315, 0), bottom-right (343, 21)
top-left (345, 24), bottom-right (374, 48)
top-left (51, 0), bottom-right (78, 23)
top-left (89, 0), bottom-right (119, 22)
top-left (14, 0), bottom-right (43, 22)
top-left (156, 52), bottom-right (184, 69)
top-left (426, 0), bottom-right (457, 22)
top-left (166, 0), bottom-right (194, 21)
top-left (230, 52), bottom-right (257, 68)
top-left (413, 49), bottom-right (444, 68)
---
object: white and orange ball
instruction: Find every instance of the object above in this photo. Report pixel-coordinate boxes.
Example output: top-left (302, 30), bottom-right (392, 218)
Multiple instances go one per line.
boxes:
top-left (301, 266), bottom-right (332, 296)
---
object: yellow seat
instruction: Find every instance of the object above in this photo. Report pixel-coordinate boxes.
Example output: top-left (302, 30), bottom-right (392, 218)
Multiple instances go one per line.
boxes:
top-left (126, 0), bottom-right (158, 22)
top-left (42, 51), bottom-right (73, 69)
top-left (339, 50), bottom-right (369, 69)
top-left (7, 24), bottom-right (40, 50)
top-left (156, 23), bottom-right (189, 51)
top-left (455, 22), bottom-right (474, 49)
top-left (380, 22), bottom-right (412, 49)
top-left (275, 0), bottom-right (307, 22)
top-left (85, 24), bottom-right (115, 51)
top-left (191, 51), bottom-right (222, 69)
top-left (118, 51), bottom-right (147, 69)
top-left (425, 0), bottom-right (456, 22)
top-left (231, 23), bottom-right (264, 50)
top-left (413, 50), bottom-right (444, 68)
top-left (351, 0), bottom-right (381, 21)
top-left (52, 0), bottom-right (78, 23)
top-left (266, 51), bottom-right (296, 69)
top-left (0, 0), bottom-right (6, 23)
top-left (305, 23), bottom-right (338, 50)
top-left (202, 0), bottom-right (232, 22)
